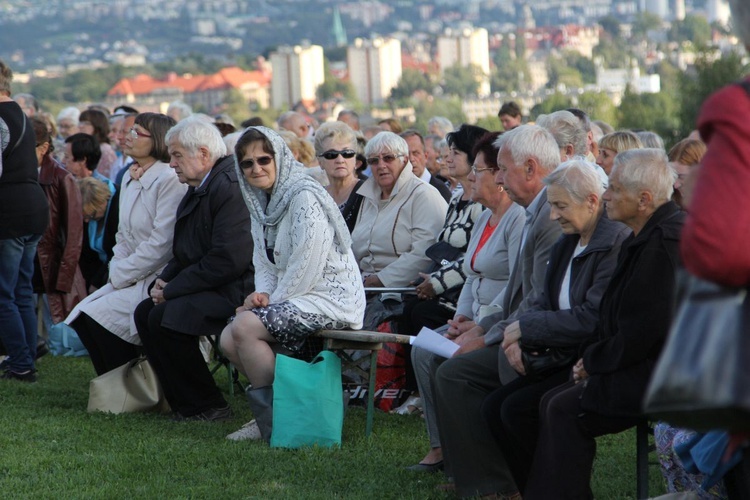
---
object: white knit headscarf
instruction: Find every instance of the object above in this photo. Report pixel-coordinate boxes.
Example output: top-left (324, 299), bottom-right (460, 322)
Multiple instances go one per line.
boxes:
top-left (234, 126), bottom-right (352, 253)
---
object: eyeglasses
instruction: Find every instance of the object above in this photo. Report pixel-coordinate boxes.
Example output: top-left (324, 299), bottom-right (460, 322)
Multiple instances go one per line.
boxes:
top-left (318, 149), bottom-right (356, 160)
top-left (239, 156), bottom-right (274, 170)
top-left (366, 154), bottom-right (403, 166)
top-left (129, 127), bottom-right (152, 139)
top-left (471, 165), bottom-right (498, 175)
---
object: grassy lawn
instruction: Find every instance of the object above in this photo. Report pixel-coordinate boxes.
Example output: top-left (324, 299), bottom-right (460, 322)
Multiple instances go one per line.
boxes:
top-left (0, 355), bottom-right (666, 498)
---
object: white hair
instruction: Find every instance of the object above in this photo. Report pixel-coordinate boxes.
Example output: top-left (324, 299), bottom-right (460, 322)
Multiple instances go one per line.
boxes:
top-left (612, 148), bottom-right (676, 203)
top-left (165, 115), bottom-right (227, 163)
top-left (223, 131), bottom-right (242, 153)
top-left (591, 122), bottom-right (604, 144)
top-left (494, 124), bottom-right (560, 173)
top-left (364, 130), bottom-right (409, 158)
top-left (544, 159), bottom-right (605, 203)
top-left (537, 110), bottom-right (588, 157)
top-left (57, 106), bottom-right (80, 124)
top-left (428, 116), bottom-right (454, 136)
top-left (636, 131), bottom-right (665, 150)
top-left (167, 100), bottom-right (193, 121)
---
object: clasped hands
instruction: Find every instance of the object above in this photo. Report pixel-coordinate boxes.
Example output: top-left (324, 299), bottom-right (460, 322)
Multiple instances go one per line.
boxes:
top-left (150, 278), bottom-right (167, 305)
top-left (236, 291), bottom-right (270, 313)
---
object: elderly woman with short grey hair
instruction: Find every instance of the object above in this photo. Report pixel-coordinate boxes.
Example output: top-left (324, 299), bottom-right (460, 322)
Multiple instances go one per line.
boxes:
top-left (526, 148), bottom-right (685, 499)
top-left (315, 121), bottom-right (364, 232)
top-left (351, 131), bottom-right (448, 329)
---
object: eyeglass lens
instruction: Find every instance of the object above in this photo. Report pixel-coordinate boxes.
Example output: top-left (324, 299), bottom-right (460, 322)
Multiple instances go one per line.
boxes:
top-left (321, 150), bottom-right (356, 160)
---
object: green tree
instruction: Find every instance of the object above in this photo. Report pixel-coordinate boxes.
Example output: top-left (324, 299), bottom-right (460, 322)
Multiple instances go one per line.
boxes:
top-left (475, 115), bottom-right (502, 131)
top-left (530, 93), bottom-right (573, 119)
top-left (442, 64), bottom-right (484, 96)
top-left (678, 51), bottom-right (747, 137)
top-left (491, 44), bottom-right (530, 94)
top-left (598, 16), bottom-right (621, 38)
top-left (317, 59), bottom-right (356, 101)
top-left (412, 96), bottom-right (465, 132)
top-left (617, 88), bottom-right (680, 144)
top-left (577, 91), bottom-right (618, 127)
top-left (547, 57), bottom-right (584, 89)
top-left (390, 68), bottom-right (433, 101)
top-left (632, 12), bottom-right (663, 39)
top-left (670, 14), bottom-right (712, 48)
top-left (593, 37), bottom-right (631, 69)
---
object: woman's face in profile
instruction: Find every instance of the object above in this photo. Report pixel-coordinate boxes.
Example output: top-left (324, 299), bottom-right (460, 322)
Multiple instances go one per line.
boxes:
top-left (239, 141), bottom-right (277, 192)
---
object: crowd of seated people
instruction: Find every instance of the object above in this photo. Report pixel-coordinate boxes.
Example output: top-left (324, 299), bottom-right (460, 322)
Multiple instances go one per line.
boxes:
top-left (2, 24), bottom-right (750, 495)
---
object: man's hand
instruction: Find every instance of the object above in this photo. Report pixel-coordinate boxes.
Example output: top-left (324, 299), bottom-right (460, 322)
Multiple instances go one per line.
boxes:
top-left (454, 325), bottom-right (484, 345)
top-left (500, 321), bottom-right (522, 350)
top-left (503, 342), bottom-right (525, 375)
top-left (453, 336), bottom-right (485, 357)
top-left (150, 278), bottom-right (167, 305)
top-left (572, 358), bottom-right (589, 384)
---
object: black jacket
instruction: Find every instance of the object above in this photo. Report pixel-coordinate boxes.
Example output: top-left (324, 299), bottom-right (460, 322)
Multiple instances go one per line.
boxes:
top-left (158, 155), bottom-right (254, 335)
top-left (581, 201), bottom-right (685, 417)
top-left (519, 214), bottom-right (631, 351)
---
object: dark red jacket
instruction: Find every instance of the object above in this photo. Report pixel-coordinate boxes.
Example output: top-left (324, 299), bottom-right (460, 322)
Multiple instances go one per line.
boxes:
top-left (33, 155), bottom-right (87, 322)
top-left (681, 79), bottom-right (750, 287)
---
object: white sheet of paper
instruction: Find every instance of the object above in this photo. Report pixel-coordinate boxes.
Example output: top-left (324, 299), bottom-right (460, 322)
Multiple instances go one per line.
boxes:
top-left (410, 326), bottom-right (460, 358)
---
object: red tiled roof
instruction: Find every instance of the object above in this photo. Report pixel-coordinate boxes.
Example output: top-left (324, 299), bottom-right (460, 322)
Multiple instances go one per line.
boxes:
top-left (107, 66), bottom-right (271, 96)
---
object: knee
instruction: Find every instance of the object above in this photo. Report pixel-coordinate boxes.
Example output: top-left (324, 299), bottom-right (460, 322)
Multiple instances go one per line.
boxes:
top-left (228, 311), bottom-right (262, 345)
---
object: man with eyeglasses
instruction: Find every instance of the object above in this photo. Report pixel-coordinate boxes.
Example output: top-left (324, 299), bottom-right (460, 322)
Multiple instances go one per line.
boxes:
top-left (401, 130), bottom-right (451, 202)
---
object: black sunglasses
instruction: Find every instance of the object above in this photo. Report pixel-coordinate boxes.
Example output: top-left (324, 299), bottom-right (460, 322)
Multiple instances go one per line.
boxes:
top-left (239, 156), bottom-right (274, 169)
top-left (318, 149), bottom-right (356, 160)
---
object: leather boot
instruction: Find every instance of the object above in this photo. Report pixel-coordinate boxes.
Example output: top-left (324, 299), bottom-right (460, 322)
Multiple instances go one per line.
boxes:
top-left (246, 385), bottom-right (273, 442)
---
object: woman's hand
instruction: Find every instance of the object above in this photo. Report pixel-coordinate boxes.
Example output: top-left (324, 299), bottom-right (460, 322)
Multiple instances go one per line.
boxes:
top-left (415, 273), bottom-right (437, 300)
top-left (572, 358), bottom-right (589, 384)
top-left (150, 278), bottom-right (167, 305)
top-left (446, 315), bottom-right (474, 338)
top-left (236, 292), bottom-right (270, 313)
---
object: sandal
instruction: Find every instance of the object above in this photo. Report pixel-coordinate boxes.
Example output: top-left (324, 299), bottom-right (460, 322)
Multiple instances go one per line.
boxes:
top-left (391, 394), bottom-right (423, 415)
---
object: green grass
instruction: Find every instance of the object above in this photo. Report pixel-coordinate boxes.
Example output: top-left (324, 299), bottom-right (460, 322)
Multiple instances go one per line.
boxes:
top-left (0, 356), bottom-right (665, 498)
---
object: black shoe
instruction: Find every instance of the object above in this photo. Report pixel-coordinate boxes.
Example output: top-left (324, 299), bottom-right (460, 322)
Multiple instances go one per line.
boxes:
top-left (0, 357), bottom-right (10, 371)
top-left (405, 460), bottom-right (444, 473)
top-left (1, 370), bottom-right (38, 383)
top-left (36, 343), bottom-right (49, 360)
top-left (172, 405), bottom-right (232, 422)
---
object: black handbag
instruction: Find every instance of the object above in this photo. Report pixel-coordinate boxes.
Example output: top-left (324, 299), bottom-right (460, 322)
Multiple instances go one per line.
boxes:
top-left (424, 241), bottom-right (463, 272)
top-left (518, 340), bottom-right (578, 381)
top-left (643, 276), bottom-right (750, 432)
top-left (421, 241), bottom-right (464, 303)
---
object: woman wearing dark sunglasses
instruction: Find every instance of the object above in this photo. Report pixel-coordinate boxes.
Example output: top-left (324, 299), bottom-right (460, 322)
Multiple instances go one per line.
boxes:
top-left (221, 126), bottom-right (365, 442)
top-left (314, 121), bottom-right (366, 233)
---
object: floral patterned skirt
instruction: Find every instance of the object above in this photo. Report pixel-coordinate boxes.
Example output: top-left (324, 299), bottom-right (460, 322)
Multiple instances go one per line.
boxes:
top-left (252, 301), bottom-right (346, 353)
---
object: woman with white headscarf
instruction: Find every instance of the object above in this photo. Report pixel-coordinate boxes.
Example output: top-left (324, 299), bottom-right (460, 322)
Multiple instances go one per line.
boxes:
top-left (221, 126), bottom-right (365, 442)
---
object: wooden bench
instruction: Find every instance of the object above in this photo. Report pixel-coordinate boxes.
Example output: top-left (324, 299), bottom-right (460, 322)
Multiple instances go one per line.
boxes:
top-left (315, 329), bottom-right (412, 437)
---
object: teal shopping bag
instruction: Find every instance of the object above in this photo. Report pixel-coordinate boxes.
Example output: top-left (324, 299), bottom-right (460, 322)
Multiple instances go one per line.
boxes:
top-left (271, 350), bottom-right (343, 448)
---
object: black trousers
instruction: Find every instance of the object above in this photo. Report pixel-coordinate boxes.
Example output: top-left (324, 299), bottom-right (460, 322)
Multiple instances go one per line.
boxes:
top-left (72, 313), bottom-right (140, 376)
top-left (481, 368), bottom-right (570, 493)
top-left (524, 381), bottom-right (640, 500)
top-left (134, 298), bottom-right (227, 417)
top-left (397, 296), bottom-right (454, 391)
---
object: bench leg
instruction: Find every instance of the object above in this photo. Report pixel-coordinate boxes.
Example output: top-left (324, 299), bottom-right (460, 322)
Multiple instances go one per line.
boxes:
top-left (636, 421), bottom-right (650, 499)
top-left (366, 349), bottom-right (377, 437)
